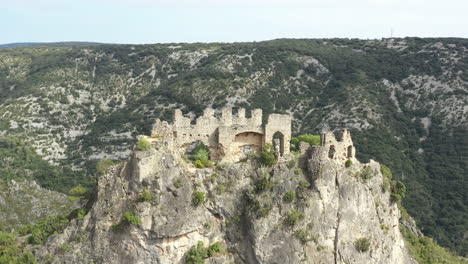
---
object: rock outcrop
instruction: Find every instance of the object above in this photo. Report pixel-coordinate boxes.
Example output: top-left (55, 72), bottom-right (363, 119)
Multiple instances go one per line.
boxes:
top-left (37, 134), bottom-right (416, 264)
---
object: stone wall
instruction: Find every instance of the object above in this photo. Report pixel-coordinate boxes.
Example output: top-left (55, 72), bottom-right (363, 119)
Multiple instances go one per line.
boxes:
top-left (151, 107), bottom-right (291, 162)
top-left (264, 113), bottom-right (292, 156)
top-left (306, 129), bottom-right (356, 167)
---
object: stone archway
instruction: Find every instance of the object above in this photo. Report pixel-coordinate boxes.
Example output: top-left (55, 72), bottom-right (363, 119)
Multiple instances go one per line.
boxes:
top-left (272, 131), bottom-right (285, 157)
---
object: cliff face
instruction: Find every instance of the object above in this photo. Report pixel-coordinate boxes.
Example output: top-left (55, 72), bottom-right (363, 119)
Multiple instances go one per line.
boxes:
top-left (38, 139), bottom-right (415, 264)
top-left (1, 39), bottom-right (466, 254)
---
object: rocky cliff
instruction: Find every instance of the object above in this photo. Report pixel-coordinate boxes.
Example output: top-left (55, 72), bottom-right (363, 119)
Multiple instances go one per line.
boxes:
top-left (37, 135), bottom-right (416, 264)
top-left (1, 39), bottom-right (466, 254)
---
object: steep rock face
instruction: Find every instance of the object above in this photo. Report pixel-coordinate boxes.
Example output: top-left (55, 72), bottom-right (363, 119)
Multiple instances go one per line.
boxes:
top-left (37, 141), bottom-right (415, 263)
top-left (1, 39), bottom-right (466, 254)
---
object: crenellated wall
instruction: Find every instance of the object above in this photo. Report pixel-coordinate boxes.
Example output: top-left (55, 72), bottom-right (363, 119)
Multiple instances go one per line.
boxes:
top-left (151, 107), bottom-right (291, 162)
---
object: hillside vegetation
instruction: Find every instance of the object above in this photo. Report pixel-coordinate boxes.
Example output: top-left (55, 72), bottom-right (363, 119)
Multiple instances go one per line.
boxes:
top-left (0, 38), bottom-right (466, 255)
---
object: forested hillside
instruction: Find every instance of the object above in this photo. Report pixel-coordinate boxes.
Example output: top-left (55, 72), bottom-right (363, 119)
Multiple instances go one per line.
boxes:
top-left (0, 38), bottom-right (466, 255)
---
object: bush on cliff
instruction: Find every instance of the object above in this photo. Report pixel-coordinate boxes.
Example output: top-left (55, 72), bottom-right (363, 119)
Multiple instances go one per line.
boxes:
top-left (185, 241), bottom-right (226, 264)
top-left (96, 159), bottom-right (116, 176)
top-left (259, 144), bottom-right (276, 167)
top-left (190, 142), bottom-right (213, 168)
top-left (136, 137), bottom-right (151, 151)
top-left (192, 191), bottom-right (206, 206)
top-left (355, 237), bottom-right (371, 252)
top-left (391, 180), bottom-right (406, 203)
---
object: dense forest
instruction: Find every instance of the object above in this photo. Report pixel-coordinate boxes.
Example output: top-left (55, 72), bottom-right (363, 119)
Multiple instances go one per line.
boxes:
top-left (0, 38), bottom-right (466, 256)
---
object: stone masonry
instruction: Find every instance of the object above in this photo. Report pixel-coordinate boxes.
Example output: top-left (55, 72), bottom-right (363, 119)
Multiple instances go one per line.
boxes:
top-left (151, 107), bottom-right (292, 162)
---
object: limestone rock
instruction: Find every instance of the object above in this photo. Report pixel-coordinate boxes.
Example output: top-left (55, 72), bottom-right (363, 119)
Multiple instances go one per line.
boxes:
top-left (37, 139), bottom-right (416, 264)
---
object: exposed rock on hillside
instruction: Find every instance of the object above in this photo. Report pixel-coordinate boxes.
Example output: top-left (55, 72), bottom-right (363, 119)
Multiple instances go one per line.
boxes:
top-left (37, 133), bottom-right (416, 263)
top-left (1, 38), bottom-right (465, 255)
top-left (0, 179), bottom-right (78, 230)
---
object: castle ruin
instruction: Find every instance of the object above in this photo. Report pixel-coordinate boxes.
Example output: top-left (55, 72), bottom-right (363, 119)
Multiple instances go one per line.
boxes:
top-left (151, 107), bottom-right (357, 165)
top-left (151, 107), bottom-right (292, 162)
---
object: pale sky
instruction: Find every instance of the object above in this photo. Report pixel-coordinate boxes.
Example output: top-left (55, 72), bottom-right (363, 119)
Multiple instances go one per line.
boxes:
top-left (2, 0), bottom-right (467, 44)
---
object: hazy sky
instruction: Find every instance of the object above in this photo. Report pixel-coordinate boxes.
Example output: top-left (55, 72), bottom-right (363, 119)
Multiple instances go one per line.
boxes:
top-left (2, 0), bottom-right (467, 44)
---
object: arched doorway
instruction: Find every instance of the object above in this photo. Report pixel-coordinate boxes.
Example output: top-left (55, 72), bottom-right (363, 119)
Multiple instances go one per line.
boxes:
top-left (272, 131), bottom-right (285, 157)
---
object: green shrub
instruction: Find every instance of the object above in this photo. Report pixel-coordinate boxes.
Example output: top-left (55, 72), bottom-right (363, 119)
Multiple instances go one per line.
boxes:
top-left (68, 185), bottom-right (90, 200)
top-left (246, 151), bottom-right (257, 161)
top-left (17, 251), bottom-right (38, 264)
top-left (257, 201), bottom-right (273, 217)
top-left (0, 232), bottom-right (38, 264)
top-left (389, 181), bottom-right (406, 203)
top-left (294, 229), bottom-right (319, 244)
top-left (233, 216), bottom-right (241, 223)
top-left (291, 134), bottom-right (321, 150)
top-left (259, 144), bottom-right (277, 167)
top-left (194, 160), bottom-right (205, 168)
top-left (287, 159), bottom-right (296, 169)
top-left (294, 168), bottom-right (303, 175)
top-left (201, 159), bottom-right (214, 168)
top-left (283, 191), bottom-right (296, 203)
top-left (96, 159), bottom-right (116, 176)
top-left (185, 241), bottom-right (225, 264)
top-left (345, 159), bottom-right (352, 168)
top-left (400, 225), bottom-right (467, 264)
top-left (112, 212), bottom-right (141, 232)
top-left (59, 243), bottom-right (70, 252)
top-left (207, 241), bottom-right (225, 257)
top-left (380, 164), bottom-right (393, 180)
top-left (209, 173), bottom-right (218, 183)
top-left (216, 185), bottom-right (225, 195)
top-left (173, 177), bottom-right (184, 188)
top-left (185, 241), bottom-right (208, 264)
top-left (355, 237), bottom-right (371, 252)
top-left (136, 137), bottom-right (151, 151)
top-left (26, 215), bottom-right (69, 245)
top-left (246, 192), bottom-right (273, 218)
top-left (111, 223), bottom-right (123, 232)
top-left (284, 208), bottom-right (303, 226)
top-left (297, 180), bottom-right (311, 190)
top-left (122, 212), bottom-right (141, 225)
top-left (380, 224), bottom-right (389, 234)
top-left (193, 149), bottom-right (209, 162)
top-left (192, 191), bottom-right (206, 206)
top-left (390, 193), bottom-right (402, 203)
top-left (190, 143), bottom-right (210, 162)
top-left (138, 189), bottom-right (153, 202)
top-left (357, 167), bottom-right (374, 181)
top-left (380, 164), bottom-right (392, 192)
top-left (391, 181), bottom-right (406, 200)
top-left (68, 208), bottom-right (89, 220)
top-left (254, 175), bottom-right (273, 193)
